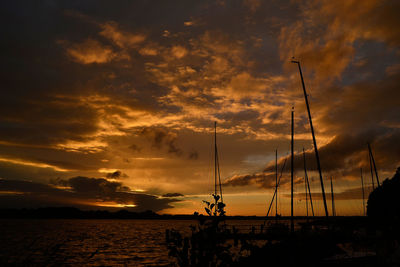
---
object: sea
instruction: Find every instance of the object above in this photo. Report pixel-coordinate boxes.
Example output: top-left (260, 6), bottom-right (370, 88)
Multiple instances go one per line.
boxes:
top-left (0, 219), bottom-right (272, 266)
top-left (0, 219), bottom-right (195, 266)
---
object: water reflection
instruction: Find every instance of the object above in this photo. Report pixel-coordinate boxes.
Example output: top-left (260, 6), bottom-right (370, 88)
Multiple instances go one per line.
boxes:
top-left (0, 219), bottom-right (193, 266)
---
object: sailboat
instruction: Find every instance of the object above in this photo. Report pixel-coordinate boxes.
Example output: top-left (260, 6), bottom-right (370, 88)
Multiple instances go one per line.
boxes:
top-left (204, 121), bottom-right (225, 217)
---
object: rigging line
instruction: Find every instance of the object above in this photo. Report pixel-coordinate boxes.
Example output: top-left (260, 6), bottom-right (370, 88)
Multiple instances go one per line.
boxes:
top-left (206, 126), bottom-right (214, 195)
top-left (291, 106), bottom-right (294, 233)
top-left (303, 148), bottom-right (314, 216)
top-left (216, 145), bottom-right (223, 203)
top-left (265, 157), bottom-right (288, 219)
top-left (368, 149), bottom-right (375, 190)
top-left (305, 171), bottom-right (314, 217)
top-left (330, 176), bottom-right (336, 216)
top-left (361, 168), bottom-right (365, 216)
top-left (214, 122), bottom-right (217, 198)
top-left (291, 60), bottom-right (328, 217)
top-left (305, 169), bottom-right (308, 218)
top-left (275, 149), bottom-right (278, 218)
top-left (368, 143), bottom-right (380, 187)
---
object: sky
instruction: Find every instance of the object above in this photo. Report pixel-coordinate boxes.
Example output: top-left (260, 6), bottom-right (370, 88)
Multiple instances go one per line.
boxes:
top-left (0, 0), bottom-right (399, 216)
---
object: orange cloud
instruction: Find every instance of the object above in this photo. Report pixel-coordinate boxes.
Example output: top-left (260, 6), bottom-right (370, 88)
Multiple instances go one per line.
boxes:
top-left (100, 21), bottom-right (146, 48)
top-left (63, 38), bottom-right (116, 64)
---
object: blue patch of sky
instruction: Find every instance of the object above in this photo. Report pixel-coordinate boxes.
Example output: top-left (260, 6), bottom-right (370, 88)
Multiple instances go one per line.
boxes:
top-left (340, 40), bottom-right (399, 86)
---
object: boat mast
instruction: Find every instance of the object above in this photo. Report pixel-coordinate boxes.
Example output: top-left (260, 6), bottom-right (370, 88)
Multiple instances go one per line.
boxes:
top-left (275, 149), bottom-right (278, 219)
top-left (368, 150), bottom-right (375, 190)
top-left (305, 167), bottom-right (308, 218)
top-left (360, 168), bottom-right (365, 216)
top-left (214, 121), bottom-right (218, 214)
top-left (214, 122), bottom-right (223, 210)
top-left (368, 143), bottom-right (380, 187)
top-left (330, 176), bottom-right (335, 217)
top-left (266, 158), bottom-right (287, 217)
top-left (291, 106), bottom-right (294, 233)
top-left (303, 148), bottom-right (314, 216)
top-left (291, 60), bottom-right (329, 217)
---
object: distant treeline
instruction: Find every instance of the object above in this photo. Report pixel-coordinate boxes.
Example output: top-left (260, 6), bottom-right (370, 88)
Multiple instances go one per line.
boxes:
top-left (0, 207), bottom-right (366, 220)
top-left (0, 207), bottom-right (177, 219)
top-left (0, 207), bottom-right (260, 219)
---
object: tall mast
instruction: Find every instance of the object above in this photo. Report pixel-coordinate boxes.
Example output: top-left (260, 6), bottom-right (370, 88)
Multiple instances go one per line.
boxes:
top-left (217, 144), bottom-right (223, 204)
top-left (291, 60), bottom-right (329, 217)
top-left (214, 122), bottom-right (217, 199)
top-left (368, 143), bottom-right (380, 187)
top-left (266, 158), bottom-right (287, 217)
top-left (214, 122), bottom-right (218, 214)
top-left (214, 122), bottom-right (223, 207)
top-left (305, 167), bottom-right (308, 218)
top-left (330, 177), bottom-right (335, 216)
top-left (360, 168), bottom-right (365, 216)
top-left (368, 150), bottom-right (375, 190)
top-left (275, 149), bottom-right (278, 218)
top-left (291, 106), bottom-right (294, 233)
top-left (303, 148), bottom-right (314, 216)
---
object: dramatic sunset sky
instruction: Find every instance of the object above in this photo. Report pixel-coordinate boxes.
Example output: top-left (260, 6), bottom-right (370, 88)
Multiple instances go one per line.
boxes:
top-left (0, 0), bottom-right (399, 216)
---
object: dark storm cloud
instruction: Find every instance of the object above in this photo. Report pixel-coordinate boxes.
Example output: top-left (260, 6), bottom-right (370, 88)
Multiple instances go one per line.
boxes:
top-left (0, 177), bottom-right (179, 212)
top-left (106, 170), bottom-right (128, 179)
top-left (262, 132), bottom-right (379, 174)
top-left (162, 192), bottom-right (184, 197)
top-left (225, 126), bottom-right (400, 189)
top-left (0, 179), bottom-right (61, 194)
top-left (0, 95), bottom-right (100, 147)
top-left (296, 187), bottom-right (373, 201)
top-left (139, 128), bottom-right (183, 156)
top-left (223, 172), bottom-right (277, 189)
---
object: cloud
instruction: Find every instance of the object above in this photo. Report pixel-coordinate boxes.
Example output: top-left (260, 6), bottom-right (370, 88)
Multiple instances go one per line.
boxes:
top-left (139, 127), bottom-right (182, 156)
top-left (0, 94), bottom-right (100, 148)
top-left (106, 170), bottom-right (128, 179)
top-left (162, 192), bottom-right (184, 197)
top-left (139, 47), bottom-right (158, 56)
top-left (0, 177), bottom-right (179, 212)
top-left (63, 38), bottom-right (116, 64)
top-left (294, 185), bottom-right (374, 201)
top-left (223, 172), bottom-right (277, 189)
top-left (279, 0), bottom-right (400, 83)
top-left (171, 45), bottom-right (188, 59)
top-left (100, 21), bottom-right (146, 48)
top-left (224, 128), bottom-right (400, 189)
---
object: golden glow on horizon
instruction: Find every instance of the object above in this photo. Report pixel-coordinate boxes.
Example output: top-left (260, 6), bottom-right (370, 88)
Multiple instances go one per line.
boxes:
top-left (93, 202), bottom-right (137, 208)
top-left (0, 157), bottom-right (69, 172)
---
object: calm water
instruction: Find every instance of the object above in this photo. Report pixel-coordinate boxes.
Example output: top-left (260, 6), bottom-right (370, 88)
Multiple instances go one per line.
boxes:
top-left (0, 219), bottom-right (290, 266)
top-left (0, 219), bottom-right (196, 266)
